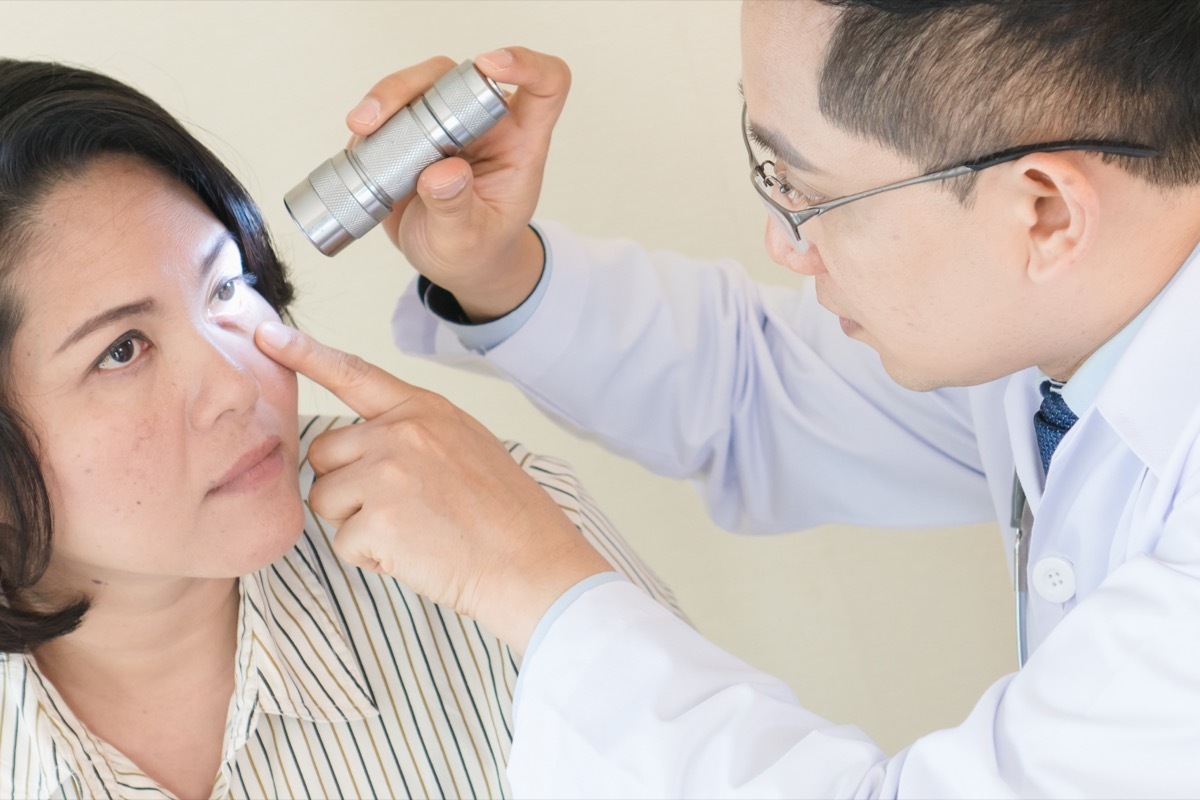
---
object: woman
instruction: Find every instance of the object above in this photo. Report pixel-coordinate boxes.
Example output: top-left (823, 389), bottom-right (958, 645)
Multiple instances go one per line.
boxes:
top-left (0, 58), bottom-right (680, 799)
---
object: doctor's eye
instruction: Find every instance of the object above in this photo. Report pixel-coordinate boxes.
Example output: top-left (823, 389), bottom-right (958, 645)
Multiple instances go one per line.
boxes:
top-left (773, 165), bottom-right (824, 209)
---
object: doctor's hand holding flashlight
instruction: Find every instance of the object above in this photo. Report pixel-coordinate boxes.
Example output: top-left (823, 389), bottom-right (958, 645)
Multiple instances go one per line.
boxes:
top-left (344, 48), bottom-right (566, 323)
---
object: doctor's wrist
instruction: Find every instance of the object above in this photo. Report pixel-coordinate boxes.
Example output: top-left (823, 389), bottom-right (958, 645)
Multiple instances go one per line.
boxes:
top-left (443, 225), bottom-right (546, 324)
top-left (471, 517), bottom-right (612, 656)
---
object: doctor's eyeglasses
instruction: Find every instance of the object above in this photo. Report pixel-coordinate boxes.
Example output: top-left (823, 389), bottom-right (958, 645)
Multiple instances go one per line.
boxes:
top-left (741, 104), bottom-right (1160, 249)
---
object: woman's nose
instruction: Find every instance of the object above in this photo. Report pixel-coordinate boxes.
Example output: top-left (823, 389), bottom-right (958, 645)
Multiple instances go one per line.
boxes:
top-left (186, 334), bottom-right (260, 431)
top-left (764, 217), bottom-right (825, 276)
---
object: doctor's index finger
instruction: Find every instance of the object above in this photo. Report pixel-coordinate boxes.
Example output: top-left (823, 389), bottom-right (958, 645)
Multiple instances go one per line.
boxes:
top-left (255, 320), bottom-right (417, 420)
top-left (346, 48), bottom-right (569, 147)
top-left (346, 55), bottom-right (457, 137)
top-left (473, 46), bottom-right (571, 132)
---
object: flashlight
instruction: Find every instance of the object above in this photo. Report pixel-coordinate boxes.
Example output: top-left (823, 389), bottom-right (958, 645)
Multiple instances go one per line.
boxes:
top-left (284, 60), bottom-right (508, 256)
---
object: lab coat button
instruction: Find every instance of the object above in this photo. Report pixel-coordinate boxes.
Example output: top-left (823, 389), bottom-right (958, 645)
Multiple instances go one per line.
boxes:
top-left (1032, 556), bottom-right (1076, 603)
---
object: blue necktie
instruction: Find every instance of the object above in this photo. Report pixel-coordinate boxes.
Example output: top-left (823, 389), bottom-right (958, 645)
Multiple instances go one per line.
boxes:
top-left (1034, 380), bottom-right (1078, 475)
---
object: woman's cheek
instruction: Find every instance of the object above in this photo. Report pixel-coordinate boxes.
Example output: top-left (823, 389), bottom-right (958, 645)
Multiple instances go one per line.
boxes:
top-left (48, 411), bottom-right (173, 538)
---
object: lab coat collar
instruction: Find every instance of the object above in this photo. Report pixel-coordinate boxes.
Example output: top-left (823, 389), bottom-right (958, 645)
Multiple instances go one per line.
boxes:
top-left (1094, 237), bottom-right (1200, 479)
top-left (1002, 236), bottom-right (1200, 510)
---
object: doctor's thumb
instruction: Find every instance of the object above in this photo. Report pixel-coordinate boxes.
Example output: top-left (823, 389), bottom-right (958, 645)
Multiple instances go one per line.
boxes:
top-left (417, 158), bottom-right (474, 218)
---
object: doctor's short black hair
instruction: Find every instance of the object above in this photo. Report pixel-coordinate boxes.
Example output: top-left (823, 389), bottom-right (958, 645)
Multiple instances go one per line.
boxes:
top-left (813, 0), bottom-right (1200, 196)
top-left (0, 58), bottom-right (296, 652)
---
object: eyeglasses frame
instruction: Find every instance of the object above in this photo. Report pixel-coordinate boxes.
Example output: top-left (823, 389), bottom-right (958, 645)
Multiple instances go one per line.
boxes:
top-left (741, 104), bottom-right (1161, 245)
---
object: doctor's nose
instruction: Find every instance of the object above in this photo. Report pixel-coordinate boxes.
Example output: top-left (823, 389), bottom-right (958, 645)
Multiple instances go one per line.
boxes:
top-left (764, 217), bottom-right (825, 276)
top-left (187, 335), bottom-right (261, 431)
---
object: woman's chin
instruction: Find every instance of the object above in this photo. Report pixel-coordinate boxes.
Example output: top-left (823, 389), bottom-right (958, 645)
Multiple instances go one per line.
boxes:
top-left (216, 493), bottom-right (307, 576)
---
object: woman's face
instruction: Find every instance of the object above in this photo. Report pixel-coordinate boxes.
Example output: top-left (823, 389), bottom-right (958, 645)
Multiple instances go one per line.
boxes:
top-left (10, 156), bottom-right (303, 591)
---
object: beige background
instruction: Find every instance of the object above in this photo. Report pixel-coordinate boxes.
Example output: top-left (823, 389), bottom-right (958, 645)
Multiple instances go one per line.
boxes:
top-left (2, 1), bottom-right (1013, 754)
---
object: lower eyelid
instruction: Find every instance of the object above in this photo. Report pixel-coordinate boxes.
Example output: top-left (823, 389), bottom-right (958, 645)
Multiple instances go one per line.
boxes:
top-left (795, 186), bottom-right (825, 204)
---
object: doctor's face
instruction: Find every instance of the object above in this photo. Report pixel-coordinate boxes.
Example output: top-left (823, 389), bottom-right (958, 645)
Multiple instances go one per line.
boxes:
top-left (9, 156), bottom-right (303, 593)
top-left (740, 1), bottom-right (1039, 390)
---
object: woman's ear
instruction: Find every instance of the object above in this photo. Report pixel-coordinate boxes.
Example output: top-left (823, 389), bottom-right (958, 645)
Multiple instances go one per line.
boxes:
top-left (1007, 152), bottom-right (1100, 284)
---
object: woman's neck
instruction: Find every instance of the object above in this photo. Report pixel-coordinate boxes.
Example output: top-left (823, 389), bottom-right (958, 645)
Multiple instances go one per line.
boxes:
top-left (32, 575), bottom-right (240, 703)
top-left (30, 575), bottom-right (241, 798)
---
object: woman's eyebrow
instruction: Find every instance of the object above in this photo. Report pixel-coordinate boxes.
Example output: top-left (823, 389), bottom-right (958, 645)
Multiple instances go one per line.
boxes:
top-left (55, 232), bottom-right (236, 356)
top-left (56, 299), bottom-right (159, 355)
top-left (199, 230), bottom-right (237, 283)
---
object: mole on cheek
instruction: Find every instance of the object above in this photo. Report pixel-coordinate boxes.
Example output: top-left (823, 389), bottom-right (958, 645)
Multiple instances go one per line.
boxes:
top-left (67, 448), bottom-right (93, 475)
top-left (128, 416), bottom-right (158, 452)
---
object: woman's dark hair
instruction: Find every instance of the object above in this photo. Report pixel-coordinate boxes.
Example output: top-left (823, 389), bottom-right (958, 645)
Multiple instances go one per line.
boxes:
top-left (0, 59), bottom-right (296, 653)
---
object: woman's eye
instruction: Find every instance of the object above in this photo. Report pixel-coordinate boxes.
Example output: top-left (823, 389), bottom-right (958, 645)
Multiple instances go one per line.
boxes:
top-left (216, 278), bottom-right (238, 302)
top-left (96, 334), bottom-right (149, 371)
top-left (211, 273), bottom-right (258, 315)
top-left (215, 275), bottom-right (246, 302)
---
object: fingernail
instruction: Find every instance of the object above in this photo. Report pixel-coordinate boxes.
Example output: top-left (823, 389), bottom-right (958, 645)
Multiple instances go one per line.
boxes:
top-left (429, 173), bottom-right (467, 199)
top-left (348, 96), bottom-right (380, 125)
top-left (258, 320), bottom-right (295, 349)
top-left (477, 48), bottom-right (513, 70)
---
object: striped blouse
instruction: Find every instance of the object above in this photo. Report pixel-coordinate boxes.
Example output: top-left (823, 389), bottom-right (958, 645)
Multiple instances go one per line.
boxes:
top-left (0, 416), bottom-right (683, 799)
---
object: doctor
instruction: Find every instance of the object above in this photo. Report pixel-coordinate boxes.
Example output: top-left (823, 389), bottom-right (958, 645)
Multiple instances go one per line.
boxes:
top-left (259, 0), bottom-right (1200, 795)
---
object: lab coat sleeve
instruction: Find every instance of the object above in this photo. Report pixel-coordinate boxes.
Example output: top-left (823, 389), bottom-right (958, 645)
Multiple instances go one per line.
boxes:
top-left (392, 220), bottom-right (995, 532)
top-left (508, 527), bottom-right (1200, 798)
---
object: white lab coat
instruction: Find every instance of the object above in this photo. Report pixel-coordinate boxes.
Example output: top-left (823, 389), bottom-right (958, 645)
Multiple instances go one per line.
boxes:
top-left (392, 220), bottom-right (1200, 797)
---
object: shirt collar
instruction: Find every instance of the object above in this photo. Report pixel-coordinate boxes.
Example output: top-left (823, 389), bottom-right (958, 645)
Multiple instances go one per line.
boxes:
top-left (3, 654), bottom-right (114, 799)
top-left (4, 533), bottom-right (378, 799)
top-left (1093, 236), bottom-right (1200, 475)
top-left (1004, 236), bottom-right (1200, 503)
top-left (1058, 288), bottom-right (1160, 416)
top-left (227, 534), bottom-right (378, 750)
top-left (1057, 236), bottom-right (1194, 417)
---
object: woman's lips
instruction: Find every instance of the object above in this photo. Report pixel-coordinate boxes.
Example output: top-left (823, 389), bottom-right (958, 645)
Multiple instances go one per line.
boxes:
top-left (209, 438), bottom-right (284, 495)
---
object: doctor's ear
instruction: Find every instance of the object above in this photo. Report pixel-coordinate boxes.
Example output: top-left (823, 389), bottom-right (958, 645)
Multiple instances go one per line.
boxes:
top-left (1008, 152), bottom-right (1100, 284)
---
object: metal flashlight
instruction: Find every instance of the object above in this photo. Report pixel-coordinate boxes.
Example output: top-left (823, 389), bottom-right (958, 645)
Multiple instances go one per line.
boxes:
top-left (284, 60), bottom-right (508, 256)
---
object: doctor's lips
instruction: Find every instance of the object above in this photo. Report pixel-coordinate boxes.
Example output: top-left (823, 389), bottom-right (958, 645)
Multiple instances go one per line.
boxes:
top-left (824, 305), bottom-right (862, 336)
top-left (208, 437), bottom-right (284, 495)
top-left (815, 293), bottom-right (861, 336)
